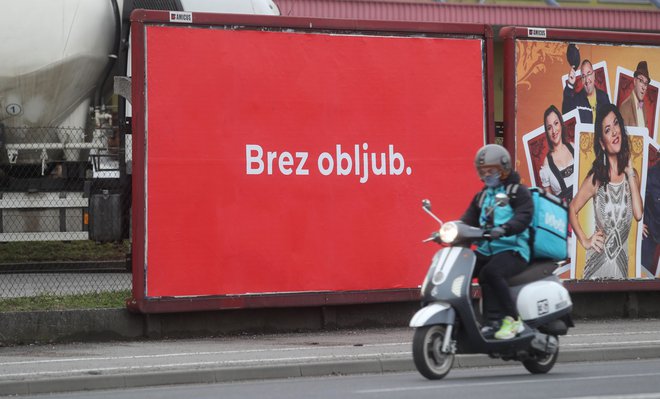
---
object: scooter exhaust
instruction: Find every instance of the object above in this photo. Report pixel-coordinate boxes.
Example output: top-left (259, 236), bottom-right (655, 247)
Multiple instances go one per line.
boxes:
top-left (531, 333), bottom-right (559, 355)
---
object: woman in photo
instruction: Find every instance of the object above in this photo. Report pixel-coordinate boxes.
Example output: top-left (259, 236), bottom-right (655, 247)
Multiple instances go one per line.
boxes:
top-left (539, 105), bottom-right (575, 204)
top-left (569, 103), bottom-right (644, 279)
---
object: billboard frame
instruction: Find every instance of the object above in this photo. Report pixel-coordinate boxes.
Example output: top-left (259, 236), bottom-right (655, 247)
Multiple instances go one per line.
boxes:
top-left (128, 10), bottom-right (495, 313)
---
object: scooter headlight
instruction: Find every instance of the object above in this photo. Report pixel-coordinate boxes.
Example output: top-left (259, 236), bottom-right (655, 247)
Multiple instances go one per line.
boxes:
top-left (439, 222), bottom-right (459, 244)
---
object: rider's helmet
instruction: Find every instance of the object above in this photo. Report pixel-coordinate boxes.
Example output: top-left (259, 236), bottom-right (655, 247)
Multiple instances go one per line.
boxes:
top-left (474, 144), bottom-right (512, 184)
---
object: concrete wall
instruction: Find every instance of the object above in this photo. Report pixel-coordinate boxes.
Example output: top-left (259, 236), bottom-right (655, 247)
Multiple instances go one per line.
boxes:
top-left (2, 292), bottom-right (660, 346)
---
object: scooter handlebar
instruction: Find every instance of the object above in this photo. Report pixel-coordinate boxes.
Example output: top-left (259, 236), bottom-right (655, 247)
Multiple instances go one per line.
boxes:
top-left (422, 231), bottom-right (443, 244)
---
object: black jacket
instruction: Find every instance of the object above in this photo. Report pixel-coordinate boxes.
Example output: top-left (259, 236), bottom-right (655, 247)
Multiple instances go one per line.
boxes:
top-left (562, 83), bottom-right (611, 124)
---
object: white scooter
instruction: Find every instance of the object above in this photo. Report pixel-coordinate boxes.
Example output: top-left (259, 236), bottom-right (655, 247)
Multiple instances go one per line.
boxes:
top-left (410, 195), bottom-right (573, 380)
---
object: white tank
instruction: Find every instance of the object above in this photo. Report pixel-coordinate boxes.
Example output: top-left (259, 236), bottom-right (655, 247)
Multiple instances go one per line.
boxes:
top-left (0, 0), bottom-right (120, 127)
top-left (0, 0), bottom-right (120, 163)
top-left (0, 0), bottom-right (279, 165)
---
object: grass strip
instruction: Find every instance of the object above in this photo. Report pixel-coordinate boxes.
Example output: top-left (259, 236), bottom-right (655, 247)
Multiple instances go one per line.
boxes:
top-left (0, 290), bottom-right (130, 312)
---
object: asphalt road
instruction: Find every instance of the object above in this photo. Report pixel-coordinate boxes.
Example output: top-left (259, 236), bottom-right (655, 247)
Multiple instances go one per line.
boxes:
top-left (1, 318), bottom-right (659, 396)
top-left (12, 358), bottom-right (660, 399)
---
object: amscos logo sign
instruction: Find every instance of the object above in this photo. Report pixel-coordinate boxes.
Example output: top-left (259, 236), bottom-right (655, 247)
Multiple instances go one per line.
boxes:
top-left (169, 11), bottom-right (192, 23)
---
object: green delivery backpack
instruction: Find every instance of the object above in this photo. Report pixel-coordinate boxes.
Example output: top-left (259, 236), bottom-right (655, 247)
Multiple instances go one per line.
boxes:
top-left (478, 185), bottom-right (569, 261)
top-left (528, 187), bottom-right (569, 261)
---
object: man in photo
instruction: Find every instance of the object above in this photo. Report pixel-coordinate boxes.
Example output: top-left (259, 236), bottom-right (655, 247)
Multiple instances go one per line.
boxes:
top-left (562, 59), bottom-right (611, 124)
top-left (642, 159), bottom-right (659, 275)
top-left (620, 61), bottom-right (651, 128)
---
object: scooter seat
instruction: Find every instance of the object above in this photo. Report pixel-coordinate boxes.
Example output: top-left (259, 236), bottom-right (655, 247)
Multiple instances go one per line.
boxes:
top-left (507, 261), bottom-right (558, 286)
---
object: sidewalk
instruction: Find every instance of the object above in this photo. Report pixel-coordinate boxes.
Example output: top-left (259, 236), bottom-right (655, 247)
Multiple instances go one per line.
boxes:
top-left (1, 319), bottom-right (659, 396)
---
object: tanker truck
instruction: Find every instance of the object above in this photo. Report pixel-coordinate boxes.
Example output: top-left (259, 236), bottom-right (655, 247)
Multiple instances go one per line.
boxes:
top-left (0, 0), bottom-right (279, 242)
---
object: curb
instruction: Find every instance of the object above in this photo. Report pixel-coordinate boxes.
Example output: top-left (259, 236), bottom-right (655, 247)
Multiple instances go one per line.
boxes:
top-left (2, 346), bottom-right (659, 396)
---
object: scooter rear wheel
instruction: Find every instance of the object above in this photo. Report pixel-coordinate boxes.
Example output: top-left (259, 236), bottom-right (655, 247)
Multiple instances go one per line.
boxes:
top-left (522, 345), bottom-right (558, 374)
top-left (412, 325), bottom-right (455, 380)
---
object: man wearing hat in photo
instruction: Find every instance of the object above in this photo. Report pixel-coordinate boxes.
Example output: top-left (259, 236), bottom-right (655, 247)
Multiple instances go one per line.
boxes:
top-left (562, 59), bottom-right (611, 124)
top-left (620, 61), bottom-right (652, 128)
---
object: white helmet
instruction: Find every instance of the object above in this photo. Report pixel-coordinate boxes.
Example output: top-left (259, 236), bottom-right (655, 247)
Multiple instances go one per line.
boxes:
top-left (474, 144), bottom-right (512, 181)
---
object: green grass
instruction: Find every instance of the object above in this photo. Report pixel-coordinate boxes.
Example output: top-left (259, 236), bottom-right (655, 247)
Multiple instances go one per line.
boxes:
top-left (0, 240), bottom-right (130, 263)
top-left (0, 290), bottom-right (131, 312)
top-left (0, 242), bottom-right (131, 311)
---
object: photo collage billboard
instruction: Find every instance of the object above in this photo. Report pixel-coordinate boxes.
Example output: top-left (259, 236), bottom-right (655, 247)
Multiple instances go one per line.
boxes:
top-left (515, 38), bottom-right (660, 280)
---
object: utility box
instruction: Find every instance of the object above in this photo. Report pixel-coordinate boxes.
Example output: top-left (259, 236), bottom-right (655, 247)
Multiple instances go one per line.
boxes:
top-left (89, 191), bottom-right (121, 242)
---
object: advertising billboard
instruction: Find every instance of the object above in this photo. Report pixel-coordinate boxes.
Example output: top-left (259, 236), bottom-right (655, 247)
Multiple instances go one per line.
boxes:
top-left (503, 28), bottom-right (660, 283)
top-left (129, 12), bottom-right (493, 312)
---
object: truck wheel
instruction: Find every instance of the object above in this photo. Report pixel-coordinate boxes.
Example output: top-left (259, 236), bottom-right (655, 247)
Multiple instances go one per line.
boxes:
top-left (412, 325), bottom-right (454, 380)
top-left (523, 346), bottom-right (558, 374)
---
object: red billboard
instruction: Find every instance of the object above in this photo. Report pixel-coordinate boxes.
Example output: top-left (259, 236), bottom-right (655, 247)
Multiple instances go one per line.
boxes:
top-left (129, 12), bottom-right (492, 312)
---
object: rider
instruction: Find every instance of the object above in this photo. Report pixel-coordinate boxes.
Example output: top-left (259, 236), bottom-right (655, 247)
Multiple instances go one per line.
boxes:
top-left (460, 144), bottom-right (534, 340)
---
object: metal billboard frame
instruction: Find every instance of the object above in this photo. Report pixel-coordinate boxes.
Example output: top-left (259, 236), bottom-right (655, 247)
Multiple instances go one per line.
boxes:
top-left (128, 10), bottom-right (494, 313)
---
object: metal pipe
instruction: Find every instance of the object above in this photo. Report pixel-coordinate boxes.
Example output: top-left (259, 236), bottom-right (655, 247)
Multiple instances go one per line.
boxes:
top-left (5, 142), bottom-right (110, 150)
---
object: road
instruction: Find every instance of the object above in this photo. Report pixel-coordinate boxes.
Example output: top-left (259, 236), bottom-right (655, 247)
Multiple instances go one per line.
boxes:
top-left (12, 358), bottom-right (660, 399)
top-left (1, 319), bottom-right (659, 396)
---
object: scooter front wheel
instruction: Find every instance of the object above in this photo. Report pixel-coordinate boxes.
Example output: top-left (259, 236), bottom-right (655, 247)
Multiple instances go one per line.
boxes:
top-left (412, 324), bottom-right (455, 380)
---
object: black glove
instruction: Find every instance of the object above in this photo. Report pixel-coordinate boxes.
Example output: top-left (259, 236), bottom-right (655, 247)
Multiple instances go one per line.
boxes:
top-left (489, 226), bottom-right (506, 239)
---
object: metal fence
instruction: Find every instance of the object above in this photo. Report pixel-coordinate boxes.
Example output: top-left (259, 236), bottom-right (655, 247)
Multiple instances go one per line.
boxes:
top-left (0, 261), bottom-right (131, 299)
top-left (0, 125), bottom-right (132, 299)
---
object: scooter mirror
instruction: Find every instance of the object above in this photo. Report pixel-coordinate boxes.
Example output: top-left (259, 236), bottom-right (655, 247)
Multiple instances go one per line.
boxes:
top-left (422, 199), bottom-right (432, 211)
top-left (494, 193), bottom-right (510, 207)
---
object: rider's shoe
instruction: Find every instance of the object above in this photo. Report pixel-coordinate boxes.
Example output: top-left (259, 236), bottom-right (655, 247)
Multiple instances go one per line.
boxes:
top-left (494, 316), bottom-right (524, 340)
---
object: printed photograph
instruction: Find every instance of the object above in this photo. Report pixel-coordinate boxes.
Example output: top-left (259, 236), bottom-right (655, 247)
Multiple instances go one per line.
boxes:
top-left (640, 139), bottom-right (660, 277)
top-left (614, 64), bottom-right (660, 141)
top-left (570, 123), bottom-right (647, 280)
top-left (561, 61), bottom-right (611, 125)
top-left (523, 108), bottom-right (579, 203)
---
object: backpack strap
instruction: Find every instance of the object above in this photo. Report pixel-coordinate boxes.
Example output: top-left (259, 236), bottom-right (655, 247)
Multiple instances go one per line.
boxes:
top-left (506, 183), bottom-right (519, 199)
top-left (477, 183), bottom-right (518, 209)
top-left (477, 190), bottom-right (487, 208)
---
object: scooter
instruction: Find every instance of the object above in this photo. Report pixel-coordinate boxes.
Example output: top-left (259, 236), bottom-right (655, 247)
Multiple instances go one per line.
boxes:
top-left (410, 194), bottom-right (573, 380)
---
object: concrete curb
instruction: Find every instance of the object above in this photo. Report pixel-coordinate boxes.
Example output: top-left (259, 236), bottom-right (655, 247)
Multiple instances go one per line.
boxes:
top-left (2, 346), bottom-right (659, 396)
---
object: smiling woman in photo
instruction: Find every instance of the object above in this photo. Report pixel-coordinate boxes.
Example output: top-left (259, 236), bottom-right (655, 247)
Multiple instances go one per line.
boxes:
top-left (539, 105), bottom-right (575, 204)
top-left (569, 103), bottom-right (644, 279)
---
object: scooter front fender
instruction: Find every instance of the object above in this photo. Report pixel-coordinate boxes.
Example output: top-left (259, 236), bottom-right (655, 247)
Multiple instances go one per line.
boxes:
top-left (409, 302), bottom-right (456, 327)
